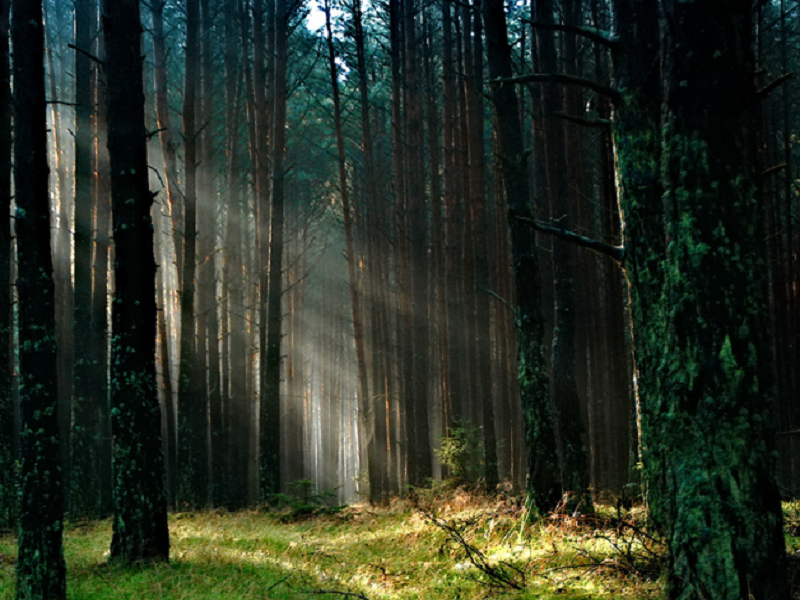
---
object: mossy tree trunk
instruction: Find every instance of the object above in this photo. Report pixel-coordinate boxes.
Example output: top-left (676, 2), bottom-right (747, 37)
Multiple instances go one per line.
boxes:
top-left (103, 0), bottom-right (170, 563)
top-left (483, 0), bottom-right (561, 513)
top-left (608, 0), bottom-right (665, 510)
top-left (653, 0), bottom-right (788, 596)
top-left (0, 0), bottom-right (13, 534)
top-left (13, 0), bottom-right (66, 596)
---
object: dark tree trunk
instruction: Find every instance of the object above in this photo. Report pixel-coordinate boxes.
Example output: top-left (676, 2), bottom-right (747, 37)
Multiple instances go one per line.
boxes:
top-left (260, 0), bottom-right (287, 498)
top-left (323, 0), bottom-right (371, 502)
top-left (351, 0), bottom-right (388, 501)
top-left (91, 28), bottom-right (113, 515)
top-left (71, 0), bottom-right (103, 519)
top-left (403, 0), bottom-right (432, 488)
top-left (223, 0), bottom-right (248, 509)
top-left (0, 0), bottom-right (13, 533)
top-left (653, 0), bottom-right (788, 596)
top-left (13, 0), bottom-right (67, 596)
top-left (103, 0), bottom-right (169, 563)
top-left (483, 0), bottom-right (560, 513)
top-left (177, 0), bottom-right (207, 508)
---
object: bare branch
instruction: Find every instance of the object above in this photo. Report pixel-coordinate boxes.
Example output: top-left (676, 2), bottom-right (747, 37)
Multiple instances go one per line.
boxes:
top-left (524, 20), bottom-right (618, 49)
top-left (303, 591), bottom-right (371, 600)
top-left (517, 217), bottom-right (624, 264)
top-left (761, 163), bottom-right (787, 178)
top-left (554, 111), bottom-right (611, 129)
top-left (68, 43), bottom-right (104, 67)
top-left (757, 72), bottom-right (794, 99)
top-left (493, 72), bottom-right (622, 105)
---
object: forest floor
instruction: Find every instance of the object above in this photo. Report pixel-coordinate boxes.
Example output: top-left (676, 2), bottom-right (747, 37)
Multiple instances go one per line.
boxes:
top-left (1, 488), bottom-right (799, 599)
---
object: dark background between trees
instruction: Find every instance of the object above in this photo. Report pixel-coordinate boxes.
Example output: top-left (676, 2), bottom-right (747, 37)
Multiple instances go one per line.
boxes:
top-left (0, 0), bottom-right (798, 598)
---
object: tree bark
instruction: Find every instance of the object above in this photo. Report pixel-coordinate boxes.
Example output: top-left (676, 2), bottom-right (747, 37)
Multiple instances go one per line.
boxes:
top-left (103, 0), bottom-right (169, 563)
top-left (13, 0), bottom-right (67, 595)
top-left (483, 0), bottom-right (560, 513)
top-left (0, 0), bottom-right (13, 533)
top-left (177, 0), bottom-right (207, 508)
top-left (654, 0), bottom-right (788, 596)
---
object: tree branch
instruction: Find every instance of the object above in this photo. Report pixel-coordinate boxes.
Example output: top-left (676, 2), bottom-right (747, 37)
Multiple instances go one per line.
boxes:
top-left (524, 20), bottom-right (618, 49)
top-left (493, 72), bottom-right (622, 105)
top-left (517, 217), bottom-right (624, 263)
top-left (761, 163), bottom-right (787, 178)
top-left (757, 72), bottom-right (794, 99)
top-left (68, 43), bottom-right (104, 67)
top-left (554, 111), bottom-right (610, 129)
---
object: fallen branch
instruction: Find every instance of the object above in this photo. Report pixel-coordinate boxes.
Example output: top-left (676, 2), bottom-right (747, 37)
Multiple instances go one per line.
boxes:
top-left (414, 500), bottom-right (525, 590)
top-left (516, 216), bottom-right (625, 264)
top-left (303, 591), bottom-right (371, 600)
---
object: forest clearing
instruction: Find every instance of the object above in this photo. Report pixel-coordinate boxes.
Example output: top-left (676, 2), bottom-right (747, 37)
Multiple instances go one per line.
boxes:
top-left (0, 491), bottom-right (678, 600)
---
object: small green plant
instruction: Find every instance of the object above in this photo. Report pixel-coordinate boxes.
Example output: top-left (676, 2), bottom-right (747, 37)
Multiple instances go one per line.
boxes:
top-left (268, 479), bottom-right (342, 521)
top-left (436, 420), bottom-right (484, 484)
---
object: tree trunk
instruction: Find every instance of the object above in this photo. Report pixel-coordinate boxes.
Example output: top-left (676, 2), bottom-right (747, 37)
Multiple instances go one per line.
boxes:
top-left (103, 0), bottom-right (169, 563)
top-left (654, 1), bottom-right (788, 596)
top-left (177, 0), bottom-right (207, 508)
top-left (71, 0), bottom-right (103, 519)
top-left (483, 0), bottom-right (560, 513)
top-left (0, 0), bottom-right (13, 533)
top-left (14, 0), bottom-right (67, 595)
top-left (260, 0), bottom-right (287, 498)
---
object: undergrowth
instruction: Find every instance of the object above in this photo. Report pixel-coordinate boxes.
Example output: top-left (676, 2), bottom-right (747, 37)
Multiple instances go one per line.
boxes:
top-left (1, 490), bottom-right (796, 599)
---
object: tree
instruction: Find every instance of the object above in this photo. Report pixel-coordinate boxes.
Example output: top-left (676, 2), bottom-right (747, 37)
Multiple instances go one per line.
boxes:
top-left (177, 0), bottom-right (207, 508)
top-left (71, 0), bottom-right (104, 519)
top-left (103, 0), bottom-right (170, 562)
top-left (0, 0), bottom-right (13, 533)
top-left (651, 0), bottom-right (788, 596)
top-left (260, 0), bottom-right (287, 498)
top-left (483, 0), bottom-right (561, 513)
top-left (13, 0), bottom-right (66, 595)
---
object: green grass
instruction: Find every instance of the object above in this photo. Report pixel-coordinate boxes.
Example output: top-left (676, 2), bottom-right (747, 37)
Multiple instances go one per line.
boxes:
top-left (0, 491), bottom-right (673, 600)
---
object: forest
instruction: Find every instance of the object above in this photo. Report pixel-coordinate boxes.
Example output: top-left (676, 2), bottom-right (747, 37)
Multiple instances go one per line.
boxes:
top-left (0, 0), bottom-right (799, 598)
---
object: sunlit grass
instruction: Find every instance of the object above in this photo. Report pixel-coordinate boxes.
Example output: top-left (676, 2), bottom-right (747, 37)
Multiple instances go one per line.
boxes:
top-left (3, 490), bottom-right (754, 600)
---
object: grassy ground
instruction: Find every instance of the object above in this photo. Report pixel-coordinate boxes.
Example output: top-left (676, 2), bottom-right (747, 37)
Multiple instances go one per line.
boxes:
top-left (2, 487), bottom-right (774, 600)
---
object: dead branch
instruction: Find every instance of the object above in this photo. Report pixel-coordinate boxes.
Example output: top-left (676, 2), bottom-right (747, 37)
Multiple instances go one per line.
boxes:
top-left (303, 591), bottom-right (371, 600)
top-left (414, 500), bottom-right (525, 590)
top-left (757, 72), bottom-right (794, 99)
top-left (554, 111), bottom-right (611, 129)
top-left (516, 216), bottom-right (624, 264)
top-left (524, 20), bottom-right (618, 49)
top-left (493, 72), bottom-right (622, 105)
top-left (761, 163), bottom-right (787, 178)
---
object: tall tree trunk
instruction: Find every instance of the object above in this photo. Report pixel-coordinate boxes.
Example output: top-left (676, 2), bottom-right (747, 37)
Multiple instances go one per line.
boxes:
top-left (177, 0), bottom-right (207, 508)
top-left (323, 0), bottom-right (372, 502)
top-left (654, 0), bottom-right (787, 596)
top-left (533, 0), bottom-right (589, 507)
top-left (483, 0), bottom-right (560, 513)
top-left (403, 0), bottom-right (432, 487)
top-left (103, 0), bottom-right (169, 563)
top-left (351, 0), bottom-right (388, 500)
top-left (260, 0), bottom-right (286, 498)
top-left (71, 0), bottom-right (103, 519)
top-left (0, 0), bottom-right (13, 533)
top-left (13, 0), bottom-right (67, 596)
top-left (151, 0), bottom-right (183, 281)
top-left (91, 27), bottom-right (113, 515)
